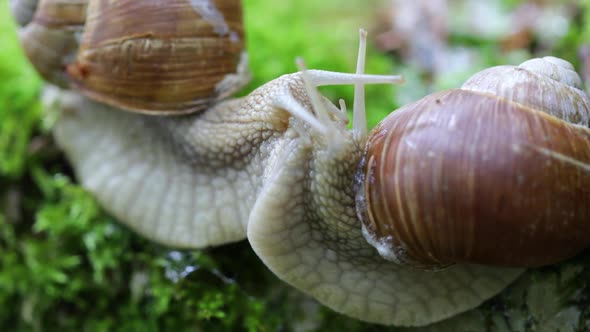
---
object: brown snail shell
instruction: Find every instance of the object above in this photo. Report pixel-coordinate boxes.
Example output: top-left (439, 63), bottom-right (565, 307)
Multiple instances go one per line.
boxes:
top-left (15, 0), bottom-right (247, 114)
top-left (66, 0), bottom-right (246, 114)
top-left (356, 57), bottom-right (590, 268)
top-left (10, 0), bottom-right (39, 26)
top-left (16, 0), bottom-right (87, 87)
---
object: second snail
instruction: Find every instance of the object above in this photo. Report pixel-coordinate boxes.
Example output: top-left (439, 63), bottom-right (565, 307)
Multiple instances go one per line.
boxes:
top-left (11, 0), bottom-right (590, 328)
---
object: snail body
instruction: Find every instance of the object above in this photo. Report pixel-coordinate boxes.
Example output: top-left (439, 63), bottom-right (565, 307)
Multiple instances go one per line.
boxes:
top-left (13, 0), bottom-right (590, 328)
top-left (52, 65), bottom-right (518, 328)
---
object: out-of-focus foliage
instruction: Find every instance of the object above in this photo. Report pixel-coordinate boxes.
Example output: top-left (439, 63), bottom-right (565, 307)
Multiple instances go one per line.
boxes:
top-left (375, 0), bottom-right (590, 110)
top-left (0, 2), bottom-right (41, 178)
top-left (1, 0), bottom-right (589, 331)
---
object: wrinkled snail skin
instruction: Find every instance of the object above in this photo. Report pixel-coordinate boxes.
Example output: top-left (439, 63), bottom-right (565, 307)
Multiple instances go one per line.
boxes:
top-left (49, 73), bottom-right (306, 248)
top-left (247, 122), bottom-right (521, 326)
top-left (357, 56), bottom-right (590, 270)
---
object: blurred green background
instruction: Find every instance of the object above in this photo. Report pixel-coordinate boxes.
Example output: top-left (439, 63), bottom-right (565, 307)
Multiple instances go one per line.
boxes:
top-left (1, 0), bottom-right (590, 331)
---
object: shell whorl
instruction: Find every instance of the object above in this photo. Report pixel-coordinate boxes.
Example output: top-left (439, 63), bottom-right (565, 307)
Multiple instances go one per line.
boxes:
top-left (461, 57), bottom-right (590, 127)
top-left (519, 56), bottom-right (583, 90)
top-left (16, 0), bottom-right (87, 87)
top-left (9, 0), bottom-right (38, 27)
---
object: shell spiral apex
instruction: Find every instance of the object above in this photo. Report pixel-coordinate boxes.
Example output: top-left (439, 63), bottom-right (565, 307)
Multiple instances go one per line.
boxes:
top-left (518, 56), bottom-right (583, 90)
top-left (10, 0), bottom-right (38, 26)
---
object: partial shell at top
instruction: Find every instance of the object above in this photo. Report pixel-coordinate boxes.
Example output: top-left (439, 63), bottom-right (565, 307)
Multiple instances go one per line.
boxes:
top-left (14, 0), bottom-right (248, 114)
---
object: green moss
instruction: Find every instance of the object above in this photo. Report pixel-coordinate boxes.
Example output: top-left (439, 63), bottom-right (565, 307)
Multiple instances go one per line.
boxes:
top-left (0, 2), bottom-right (42, 179)
top-left (2, 166), bottom-right (292, 331)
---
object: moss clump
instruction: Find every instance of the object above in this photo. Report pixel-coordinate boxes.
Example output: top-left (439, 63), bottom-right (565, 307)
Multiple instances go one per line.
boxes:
top-left (2, 167), bottom-right (292, 331)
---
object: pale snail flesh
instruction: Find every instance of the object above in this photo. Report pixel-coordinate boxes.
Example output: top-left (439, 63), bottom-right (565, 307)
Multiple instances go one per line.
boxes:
top-left (357, 56), bottom-right (590, 268)
top-left (13, 0), bottom-right (248, 114)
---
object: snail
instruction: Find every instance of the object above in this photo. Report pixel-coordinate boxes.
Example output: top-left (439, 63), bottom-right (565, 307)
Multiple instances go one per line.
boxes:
top-left (12, 0), bottom-right (248, 113)
top-left (11, 0), bottom-right (590, 328)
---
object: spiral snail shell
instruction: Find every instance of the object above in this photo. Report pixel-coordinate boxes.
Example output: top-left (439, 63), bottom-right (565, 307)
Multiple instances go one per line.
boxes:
top-left (13, 0), bottom-right (248, 114)
top-left (9, 0), bottom-right (38, 26)
top-left (357, 56), bottom-right (590, 268)
top-left (15, 0), bottom-right (87, 86)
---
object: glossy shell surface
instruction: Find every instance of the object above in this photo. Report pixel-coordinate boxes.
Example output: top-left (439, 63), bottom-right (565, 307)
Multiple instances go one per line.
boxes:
top-left (67, 0), bottom-right (246, 114)
top-left (357, 58), bottom-right (590, 268)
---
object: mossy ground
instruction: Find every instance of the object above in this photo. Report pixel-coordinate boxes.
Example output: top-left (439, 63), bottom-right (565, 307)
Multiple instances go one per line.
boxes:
top-left (1, 0), bottom-right (590, 331)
